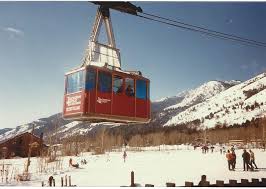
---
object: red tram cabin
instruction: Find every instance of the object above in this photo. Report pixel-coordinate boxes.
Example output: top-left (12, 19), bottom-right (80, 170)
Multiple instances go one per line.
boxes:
top-left (63, 65), bottom-right (151, 123)
top-left (63, 3), bottom-right (151, 123)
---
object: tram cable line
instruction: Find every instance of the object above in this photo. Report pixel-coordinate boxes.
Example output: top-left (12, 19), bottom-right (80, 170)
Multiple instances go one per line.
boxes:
top-left (140, 12), bottom-right (266, 47)
top-left (136, 14), bottom-right (266, 49)
top-left (92, 2), bottom-right (266, 49)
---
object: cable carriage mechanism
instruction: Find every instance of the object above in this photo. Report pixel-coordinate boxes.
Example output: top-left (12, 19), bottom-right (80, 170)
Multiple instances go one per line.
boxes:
top-left (63, 2), bottom-right (151, 123)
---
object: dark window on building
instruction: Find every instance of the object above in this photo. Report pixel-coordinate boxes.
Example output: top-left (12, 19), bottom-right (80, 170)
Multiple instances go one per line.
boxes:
top-left (85, 69), bottom-right (96, 91)
top-left (113, 75), bottom-right (123, 94)
top-left (125, 78), bottom-right (135, 97)
top-left (136, 80), bottom-right (147, 99)
top-left (98, 71), bottom-right (112, 93)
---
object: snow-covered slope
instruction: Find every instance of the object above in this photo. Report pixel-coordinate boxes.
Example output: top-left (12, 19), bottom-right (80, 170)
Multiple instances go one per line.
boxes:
top-left (165, 80), bottom-right (238, 110)
top-left (152, 90), bottom-right (189, 112)
top-left (0, 114), bottom-right (122, 143)
top-left (1, 146), bottom-right (266, 187)
top-left (165, 73), bottom-right (266, 128)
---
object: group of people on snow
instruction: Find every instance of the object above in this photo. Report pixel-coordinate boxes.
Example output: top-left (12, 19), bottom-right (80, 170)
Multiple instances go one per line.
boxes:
top-left (226, 148), bottom-right (258, 171)
top-left (200, 145), bottom-right (215, 153)
top-left (226, 149), bottom-right (236, 170)
top-left (242, 149), bottom-right (258, 171)
top-left (220, 146), bottom-right (226, 154)
top-left (81, 159), bottom-right (87, 165)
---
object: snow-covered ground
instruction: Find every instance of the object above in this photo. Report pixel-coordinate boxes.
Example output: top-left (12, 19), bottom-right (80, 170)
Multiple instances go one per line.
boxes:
top-left (1, 145), bottom-right (266, 187)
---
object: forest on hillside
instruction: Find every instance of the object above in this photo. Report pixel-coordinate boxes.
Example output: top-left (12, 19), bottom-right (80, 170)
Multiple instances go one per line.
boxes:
top-left (57, 117), bottom-right (266, 156)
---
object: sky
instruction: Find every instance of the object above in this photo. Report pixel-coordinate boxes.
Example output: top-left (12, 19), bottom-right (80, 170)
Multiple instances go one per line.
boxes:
top-left (0, 1), bottom-right (266, 129)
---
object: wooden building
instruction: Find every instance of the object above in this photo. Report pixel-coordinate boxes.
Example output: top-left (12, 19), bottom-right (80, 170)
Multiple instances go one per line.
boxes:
top-left (0, 132), bottom-right (47, 159)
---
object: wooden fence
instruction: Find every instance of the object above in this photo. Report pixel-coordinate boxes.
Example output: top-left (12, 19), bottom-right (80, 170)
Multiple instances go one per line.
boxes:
top-left (42, 171), bottom-right (266, 187)
top-left (129, 171), bottom-right (266, 187)
top-left (185, 178), bottom-right (266, 187)
top-left (42, 175), bottom-right (76, 187)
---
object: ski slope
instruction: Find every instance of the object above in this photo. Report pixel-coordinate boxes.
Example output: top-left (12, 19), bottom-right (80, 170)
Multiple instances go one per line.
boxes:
top-left (1, 145), bottom-right (266, 187)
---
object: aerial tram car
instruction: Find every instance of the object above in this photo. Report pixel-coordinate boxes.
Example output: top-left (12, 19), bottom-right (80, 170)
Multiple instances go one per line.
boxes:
top-left (63, 2), bottom-right (151, 123)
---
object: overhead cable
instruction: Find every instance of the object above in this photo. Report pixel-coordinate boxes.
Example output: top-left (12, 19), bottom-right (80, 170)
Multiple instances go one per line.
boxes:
top-left (141, 12), bottom-right (266, 46)
top-left (136, 14), bottom-right (266, 49)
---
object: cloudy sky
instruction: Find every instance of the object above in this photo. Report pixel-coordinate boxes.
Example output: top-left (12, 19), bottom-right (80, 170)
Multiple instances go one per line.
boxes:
top-left (0, 2), bottom-right (266, 128)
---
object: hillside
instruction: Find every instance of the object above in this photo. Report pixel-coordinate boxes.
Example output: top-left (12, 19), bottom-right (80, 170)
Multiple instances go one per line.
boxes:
top-left (165, 72), bottom-right (266, 128)
top-left (0, 72), bottom-right (265, 142)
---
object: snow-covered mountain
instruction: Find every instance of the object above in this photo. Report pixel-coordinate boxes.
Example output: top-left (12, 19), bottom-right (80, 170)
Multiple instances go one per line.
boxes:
top-left (152, 90), bottom-right (189, 112)
top-left (0, 72), bottom-right (265, 142)
top-left (165, 80), bottom-right (239, 111)
top-left (0, 114), bottom-right (122, 143)
top-left (165, 72), bottom-right (266, 128)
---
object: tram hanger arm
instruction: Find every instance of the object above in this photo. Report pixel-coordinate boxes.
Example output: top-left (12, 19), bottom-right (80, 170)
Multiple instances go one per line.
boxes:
top-left (91, 1), bottom-right (143, 15)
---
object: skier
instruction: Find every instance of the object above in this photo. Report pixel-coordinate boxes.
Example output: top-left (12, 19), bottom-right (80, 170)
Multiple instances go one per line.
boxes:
top-left (249, 150), bottom-right (258, 169)
top-left (123, 151), bottom-right (127, 163)
top-left (242, 149), bottom-right (252, 171)
top-left (226, 150), bottom-right (233, 170)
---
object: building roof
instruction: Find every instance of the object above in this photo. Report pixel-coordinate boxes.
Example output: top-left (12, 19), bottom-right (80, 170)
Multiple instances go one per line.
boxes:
top-left (0, 132), bottom-right (43, 146)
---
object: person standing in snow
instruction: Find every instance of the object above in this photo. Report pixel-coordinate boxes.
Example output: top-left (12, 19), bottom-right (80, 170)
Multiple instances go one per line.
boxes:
top-left (226, 150), bottom-right (233, 170)
top-left (231, 150), bottom-right (236, 170)
top-left (211, 146), bottom-right (214, 153)
top-left (123, 151), bottom-right (127, 163)
top-left (206, 146), bottom-right (209, 153)
top-left (201, 146), bottom-right (204, 154)
top-left (198, 175), bottom-right (208, 186)
top-left (48, 176), bottom-right (54, 187)
top-left (242, 149), bottom-right (252, 171)
top-left (69, 158), bottom-right (73, 167)
top-left (249, 150), bottom-right (258, 169)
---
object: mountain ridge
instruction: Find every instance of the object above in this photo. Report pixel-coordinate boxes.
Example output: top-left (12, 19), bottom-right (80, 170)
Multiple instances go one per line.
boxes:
top-left (0, 74), bottom-right (265, 142)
